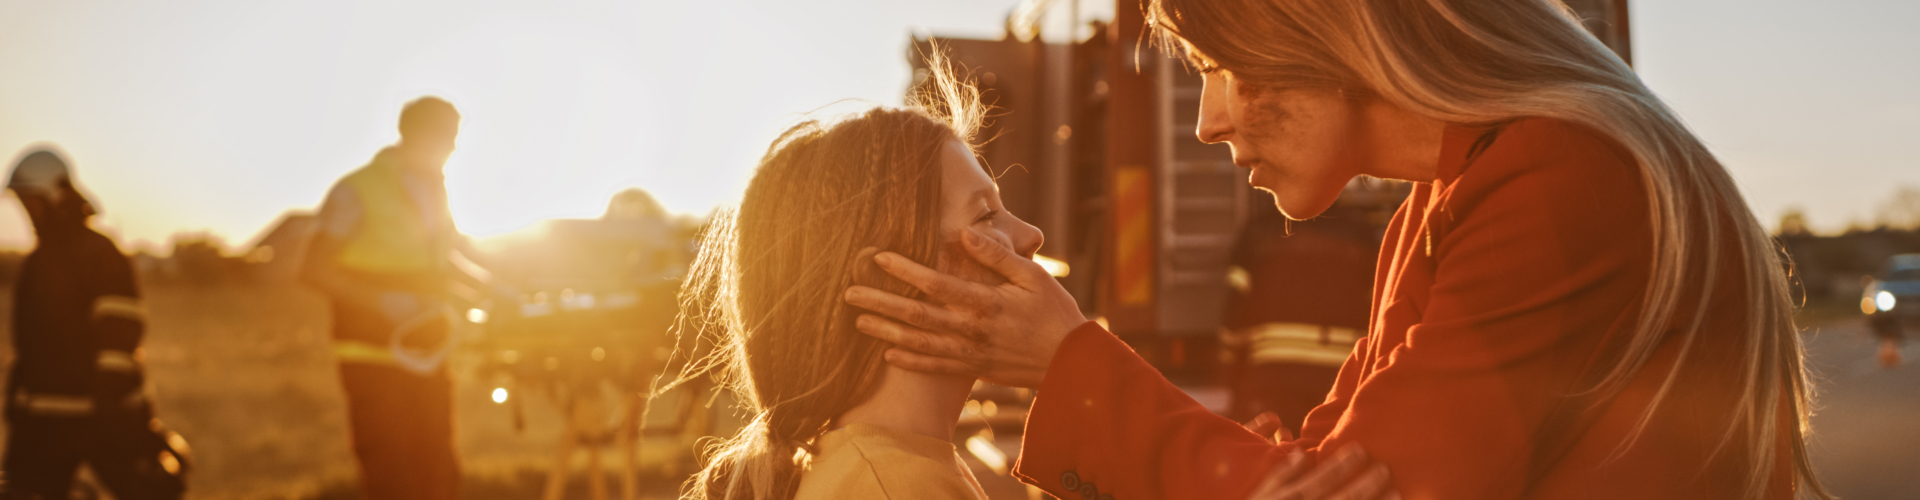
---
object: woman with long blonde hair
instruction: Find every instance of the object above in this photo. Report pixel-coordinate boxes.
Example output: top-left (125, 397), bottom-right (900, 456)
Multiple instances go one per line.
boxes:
top-left (666, 55), bottom-right (1046, 500)
top-left (842, 1), bottom-right (1830, 499)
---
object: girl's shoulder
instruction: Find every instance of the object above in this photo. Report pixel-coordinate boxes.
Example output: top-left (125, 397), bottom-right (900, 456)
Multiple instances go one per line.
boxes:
top-left (795, 424), bottom-right (986, 500)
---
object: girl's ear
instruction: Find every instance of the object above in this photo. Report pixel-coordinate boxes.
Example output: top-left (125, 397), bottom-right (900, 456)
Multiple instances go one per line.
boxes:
top-left (849, 246), bottom-right (905, 292)
top-left (847, 245), bottom-right (939, 310)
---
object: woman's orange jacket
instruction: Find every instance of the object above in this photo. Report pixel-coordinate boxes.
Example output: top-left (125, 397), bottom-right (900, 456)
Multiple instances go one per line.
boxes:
top-left (1012, 119), bottom-right (1793, 500)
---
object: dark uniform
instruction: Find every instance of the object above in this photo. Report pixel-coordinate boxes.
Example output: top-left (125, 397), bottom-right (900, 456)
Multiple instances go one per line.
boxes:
top-left (1222, 201), bottom-right (1380, 435)
top-left (3, 224), bottom-right (187, 499)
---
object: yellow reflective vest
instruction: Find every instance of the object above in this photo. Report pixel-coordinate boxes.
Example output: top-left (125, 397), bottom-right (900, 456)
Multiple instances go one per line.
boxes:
top-left (336, 158), bottom-right (453, 276)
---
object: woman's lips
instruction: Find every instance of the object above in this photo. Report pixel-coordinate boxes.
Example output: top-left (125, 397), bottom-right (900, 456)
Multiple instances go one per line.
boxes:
top-left (1247, 163), bottom-right (1281, 192)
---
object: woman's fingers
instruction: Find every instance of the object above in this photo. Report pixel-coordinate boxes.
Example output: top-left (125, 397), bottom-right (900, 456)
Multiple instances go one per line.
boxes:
top-left (1245, 445), bottom-right (1391, 500)
top-left (845, 285), bottom-right (970, 334)
top-left (854, 314), bottom-right (973, 358)
top-left (1247, 450), bottom-right (1310, 499)
top-left (871, 251), bottom-right (998, 308)
top-left (962, 228), bottom-right (1054, 289)
top-left (1323, 464), bottom-right (1394, 500)
top-left (1243, 412), bottom-right (1283, 444)
top-left (881, 348), bottom-right (978, 376)
top-left (1289, 444), bottom-right (1371, 499)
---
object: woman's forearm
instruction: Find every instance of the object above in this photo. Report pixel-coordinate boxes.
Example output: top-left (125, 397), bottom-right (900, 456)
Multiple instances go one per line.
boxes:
top-left (1013, 322), bottom-right (1301, 499)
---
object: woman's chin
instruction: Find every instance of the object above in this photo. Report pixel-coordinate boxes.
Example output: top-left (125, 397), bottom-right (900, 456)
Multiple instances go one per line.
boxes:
top-left (1249, 168), bottom-right (1342, 220)
top-left (1268, 192), bottom-right (1339, 221)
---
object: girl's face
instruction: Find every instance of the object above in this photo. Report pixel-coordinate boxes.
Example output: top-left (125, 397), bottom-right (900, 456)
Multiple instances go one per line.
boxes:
top-left (935, 139), bottom-right (1043, 285)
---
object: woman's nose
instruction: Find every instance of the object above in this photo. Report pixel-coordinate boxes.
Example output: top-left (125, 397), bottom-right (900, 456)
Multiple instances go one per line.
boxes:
top-left (1196, 73), bottom-right (1233, 145)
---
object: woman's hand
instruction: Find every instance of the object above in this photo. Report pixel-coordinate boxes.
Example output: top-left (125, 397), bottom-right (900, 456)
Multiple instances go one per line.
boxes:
top-left (1243, 411), bottom-right (1296, 443)
top-left (1253, 445), bottom-right (1399, 500)
top-left (843, 227), bottom-right (1087, 388)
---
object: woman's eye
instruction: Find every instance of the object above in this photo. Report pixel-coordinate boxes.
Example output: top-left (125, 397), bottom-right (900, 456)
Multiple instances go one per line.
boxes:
top-left (975, 210), bottom-right (998, 224)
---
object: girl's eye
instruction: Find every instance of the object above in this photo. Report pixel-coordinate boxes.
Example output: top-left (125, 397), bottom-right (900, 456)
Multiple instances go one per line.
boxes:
top-left (975, 210), bottom-right (999, 224)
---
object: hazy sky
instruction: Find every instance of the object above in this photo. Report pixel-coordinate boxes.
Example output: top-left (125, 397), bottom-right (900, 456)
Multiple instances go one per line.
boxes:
top-left (1, 0), bottom-right (1914, 251)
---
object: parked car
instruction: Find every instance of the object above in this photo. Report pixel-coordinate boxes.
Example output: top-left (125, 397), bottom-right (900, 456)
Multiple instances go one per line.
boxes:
top-left (1864, 254), bottom-right (1920, 366)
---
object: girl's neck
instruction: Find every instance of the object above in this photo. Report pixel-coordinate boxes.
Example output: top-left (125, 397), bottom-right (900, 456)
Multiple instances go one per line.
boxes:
top-left (834, 365), bottom-right (974, 442)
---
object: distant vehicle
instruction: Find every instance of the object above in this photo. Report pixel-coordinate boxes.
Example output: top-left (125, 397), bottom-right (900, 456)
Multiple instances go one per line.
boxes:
top-left (1863, 254), bottom-right (1920, 325)
top-left (471, 215), bottom-right (704, 498)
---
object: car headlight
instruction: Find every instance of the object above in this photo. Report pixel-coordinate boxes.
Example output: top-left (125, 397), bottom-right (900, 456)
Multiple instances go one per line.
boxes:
top-left (1877, 291), bottom-right (1898, 312)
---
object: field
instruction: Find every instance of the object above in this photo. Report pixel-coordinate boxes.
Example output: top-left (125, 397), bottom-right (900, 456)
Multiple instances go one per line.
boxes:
top-left (0, 283), bottom-right (721, 499)
top-left (0, 282), bottom-right (1037, 500)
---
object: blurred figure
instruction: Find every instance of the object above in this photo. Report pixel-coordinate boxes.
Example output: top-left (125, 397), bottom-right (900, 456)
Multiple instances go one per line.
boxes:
top-left (603, 187), bottom-right (667, 221)
top-left (602, 188), bottom-right (690, 285)
top-left (3, 147), bottom-right (188, 499)
top-left (301, 97), bottom-right (486, 500)
top-left (1222, 199), bottom-right (1375, 437)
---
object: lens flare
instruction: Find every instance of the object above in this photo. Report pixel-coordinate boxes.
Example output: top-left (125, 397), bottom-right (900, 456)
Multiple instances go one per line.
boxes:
top-left (966, 434), bottom-right (1008, 475)
top-left (1034, 254), bottom-right (1071, 278)
top-left (491, 387), bottom-right (509, 404)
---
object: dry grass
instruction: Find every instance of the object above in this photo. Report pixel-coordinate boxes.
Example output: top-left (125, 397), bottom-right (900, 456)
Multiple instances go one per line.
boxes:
top-left (0, 283), bottom-right (711, 499)
top-left (0, 279), bottom-right (1053, 499)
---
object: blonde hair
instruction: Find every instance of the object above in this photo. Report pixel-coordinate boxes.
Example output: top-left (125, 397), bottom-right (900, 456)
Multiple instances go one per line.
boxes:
top-left (1146, 0), bottom-right (1826, 497)
top-left (665, 49), bottom-right (984, 500)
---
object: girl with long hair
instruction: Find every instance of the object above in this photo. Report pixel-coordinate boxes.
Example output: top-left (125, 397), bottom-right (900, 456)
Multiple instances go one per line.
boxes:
top-left (667, 55), bottom-right (1031, 500)
top-left (842, 1), bottom-right (1830, 499)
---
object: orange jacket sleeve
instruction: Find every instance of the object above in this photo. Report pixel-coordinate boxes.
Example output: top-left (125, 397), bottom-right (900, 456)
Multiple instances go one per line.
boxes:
top-left (1013, 321), bottom-right (1298, 500)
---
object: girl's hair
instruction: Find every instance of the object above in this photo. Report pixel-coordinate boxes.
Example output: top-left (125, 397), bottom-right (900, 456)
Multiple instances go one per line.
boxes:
top-left (1145, 0), bottom-right (1826, 498)
top-left (667, 50), bottom-right (984, 500)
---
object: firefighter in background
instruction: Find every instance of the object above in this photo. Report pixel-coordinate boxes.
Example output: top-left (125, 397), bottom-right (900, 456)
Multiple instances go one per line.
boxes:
top-left (1223, 192), bottom-right (1381, 437)
top-left (301, 97), bottom-right (489, 500)
top-left (3, 147), bottom-right (188, 499)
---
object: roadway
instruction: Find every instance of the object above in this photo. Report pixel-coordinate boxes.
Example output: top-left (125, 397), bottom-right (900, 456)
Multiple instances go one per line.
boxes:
top-left (1802, 318), bottom-right (1920, 498)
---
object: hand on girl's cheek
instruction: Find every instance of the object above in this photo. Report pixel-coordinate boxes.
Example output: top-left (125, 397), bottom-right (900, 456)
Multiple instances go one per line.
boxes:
top-left (937, 238), bottom-right (1008, 288)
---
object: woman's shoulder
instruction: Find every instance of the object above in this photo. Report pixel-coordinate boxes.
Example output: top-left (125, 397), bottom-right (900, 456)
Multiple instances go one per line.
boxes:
top-left (1461, 117), bottom-right (1638, 185)
top-left (1443, 117), bottom-right (1646, 217)
top-left (795, 424), bottom-right (985, 500)
top-left (1428, 117), bottom-right (1654, 261)
top-left (1488, 117), bottom-right (1633, 164)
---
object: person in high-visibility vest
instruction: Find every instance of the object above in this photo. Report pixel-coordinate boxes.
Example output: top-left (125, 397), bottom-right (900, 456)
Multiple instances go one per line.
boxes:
top-left (3, 147), bottom-right (190, 499)
top-left (302, 97), bottom-right (488, 500)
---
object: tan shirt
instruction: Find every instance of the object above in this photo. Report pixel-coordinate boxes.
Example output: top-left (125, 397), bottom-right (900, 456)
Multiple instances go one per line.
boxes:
top-left (794, 424), bottom-right (988, 500)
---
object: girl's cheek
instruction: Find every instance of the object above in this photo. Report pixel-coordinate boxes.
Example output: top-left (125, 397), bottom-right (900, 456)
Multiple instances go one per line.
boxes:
top-left (938, 238), bottom-right (1009, 287)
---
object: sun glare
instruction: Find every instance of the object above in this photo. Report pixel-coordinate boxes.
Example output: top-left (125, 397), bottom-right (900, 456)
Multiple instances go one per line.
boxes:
top-left (398, 18), bottom-right (670, 239)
